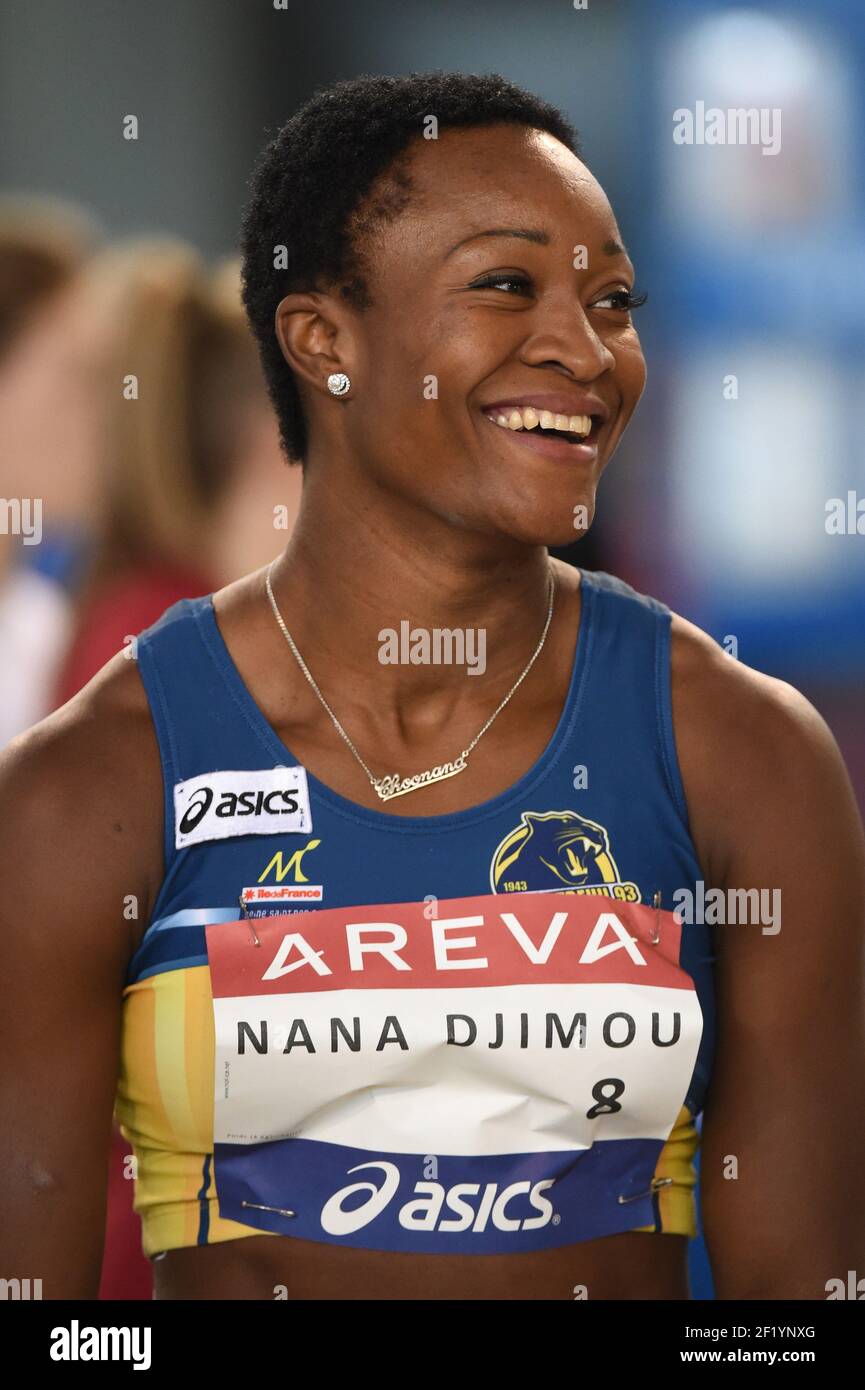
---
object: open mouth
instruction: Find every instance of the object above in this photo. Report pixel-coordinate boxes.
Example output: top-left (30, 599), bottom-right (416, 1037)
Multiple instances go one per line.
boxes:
top-left (480, 404), bottom-right (604, 448)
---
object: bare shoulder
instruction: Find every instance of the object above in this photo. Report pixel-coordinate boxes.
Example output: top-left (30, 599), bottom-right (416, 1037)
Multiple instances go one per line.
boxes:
top-left (0, 651), bottom-right (165, 956)
top-left (0, 647), bottom-right (161, 813)
top-left (667, 610), bottom-right (862, 883)
top-left (669, 608), bottom-right (833, 751)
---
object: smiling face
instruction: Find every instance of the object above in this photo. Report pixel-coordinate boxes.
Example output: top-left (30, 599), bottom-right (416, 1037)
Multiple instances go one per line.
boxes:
top-left (296, 122), bottom-right (647, 548)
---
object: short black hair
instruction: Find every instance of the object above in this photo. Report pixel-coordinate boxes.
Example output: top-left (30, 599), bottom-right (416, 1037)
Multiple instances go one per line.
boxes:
top-left (239, 71), bottom-right (580, 463)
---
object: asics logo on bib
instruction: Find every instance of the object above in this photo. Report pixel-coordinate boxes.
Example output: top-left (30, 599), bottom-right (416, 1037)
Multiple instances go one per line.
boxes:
top-left (174, 767), bottom-right (312, 848)
top-left (320, 1161), bottom-right (555, 1237)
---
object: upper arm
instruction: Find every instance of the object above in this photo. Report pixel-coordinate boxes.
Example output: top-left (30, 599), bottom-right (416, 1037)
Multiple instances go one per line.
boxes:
top-left (0, 659), bottom-right (163, 1296)
top-left (670, 618), bottom-right (865, 1298)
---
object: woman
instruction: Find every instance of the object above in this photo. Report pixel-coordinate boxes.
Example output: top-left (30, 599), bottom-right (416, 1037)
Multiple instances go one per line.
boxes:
top-left (51, 239), bottom-right (228, 704)
top-left (52, 248), bottom-right (299, 709)
top-left (1, 72), bottom-right (863, 1301)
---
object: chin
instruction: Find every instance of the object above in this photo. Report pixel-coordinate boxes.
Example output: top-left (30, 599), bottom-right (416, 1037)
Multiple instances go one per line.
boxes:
top-left (489, 515), bottom-right (596, 550)
top-left (486, 490), bottom-right (598, 550)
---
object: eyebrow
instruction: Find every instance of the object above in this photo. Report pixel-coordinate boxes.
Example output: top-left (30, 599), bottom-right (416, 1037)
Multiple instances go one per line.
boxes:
top-left (445, 227), bottom-right (549, 258)
top-left (602, 238), bottom-right (628, 258)
top-left (444, 227), bottom-right (630, 261)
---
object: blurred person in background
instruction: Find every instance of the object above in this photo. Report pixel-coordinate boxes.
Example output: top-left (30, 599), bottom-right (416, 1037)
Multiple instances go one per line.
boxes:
top-left (52, 244), bottom-right (301, 705)
top-left (51, 239), bottom-right (222, 703)
top-left (0, 199), bottom-right (98, 746)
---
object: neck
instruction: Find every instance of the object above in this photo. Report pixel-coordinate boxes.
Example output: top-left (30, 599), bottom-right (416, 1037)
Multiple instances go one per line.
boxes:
top-left (267, 465), bottom-right (557, 717)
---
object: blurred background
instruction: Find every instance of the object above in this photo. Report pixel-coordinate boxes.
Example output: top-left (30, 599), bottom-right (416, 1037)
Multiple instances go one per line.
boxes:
top-left (1, 0), bottom-right (862, 1301)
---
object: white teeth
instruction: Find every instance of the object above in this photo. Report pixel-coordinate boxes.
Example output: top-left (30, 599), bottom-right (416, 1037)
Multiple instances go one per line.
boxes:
top-left (487, 406), bottom-right (593, 437)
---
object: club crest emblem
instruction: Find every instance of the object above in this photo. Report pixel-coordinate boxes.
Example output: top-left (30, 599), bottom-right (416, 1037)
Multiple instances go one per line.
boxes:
top-left (490, 810), bottom-right (641, 902)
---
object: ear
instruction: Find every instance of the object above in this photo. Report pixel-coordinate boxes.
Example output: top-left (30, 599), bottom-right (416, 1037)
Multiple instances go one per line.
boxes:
top-left (274, 291), bottom-right (353, 397)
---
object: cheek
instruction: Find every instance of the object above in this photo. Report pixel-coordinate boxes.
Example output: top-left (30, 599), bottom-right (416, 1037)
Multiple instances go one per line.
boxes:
top-left (360, 319), bottom-right (432, 414)
top-left (360, 337), bottom-right (475, 445)
top-left (612, 332), bottom-right (647, 406)
top-left (380, 294), bottom-right (501, 397)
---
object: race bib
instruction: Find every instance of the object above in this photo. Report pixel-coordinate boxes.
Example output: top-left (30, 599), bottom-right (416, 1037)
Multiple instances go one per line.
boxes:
top-left (205, 891), bottom-right (703, 1253)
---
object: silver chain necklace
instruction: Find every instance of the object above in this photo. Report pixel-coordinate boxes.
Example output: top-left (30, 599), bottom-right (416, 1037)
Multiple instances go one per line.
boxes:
top-left (264, 560), bottom-right (556, 802)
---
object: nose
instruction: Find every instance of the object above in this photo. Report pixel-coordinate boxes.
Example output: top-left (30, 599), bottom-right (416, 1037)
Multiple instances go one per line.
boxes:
top-left (519, 296), bottom-right (616, 382)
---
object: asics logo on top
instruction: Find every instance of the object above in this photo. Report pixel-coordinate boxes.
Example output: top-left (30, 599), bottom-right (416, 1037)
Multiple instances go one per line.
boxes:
top-left (178, 788), bottom-right (213, 833)
top-left (320, 1161), bottom-right (556, 1237)
top-left (179, 787), bottom-right (300, 836)
top-left (174, 767), bottom-right (312, 849)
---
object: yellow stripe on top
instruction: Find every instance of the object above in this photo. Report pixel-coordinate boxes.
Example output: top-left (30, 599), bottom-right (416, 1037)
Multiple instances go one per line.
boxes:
top-left (153, 970), bottom-right (197, 1145)
top-left (116, 964), bottom-right (276, 1257)
top-left (631, 1103), bottom-right (700, 1237)
top-left (184, 961), bottom-right (216, 1143)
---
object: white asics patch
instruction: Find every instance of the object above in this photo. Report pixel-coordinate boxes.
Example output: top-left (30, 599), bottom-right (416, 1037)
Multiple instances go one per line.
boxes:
top-left (174, 767), bottom-right (312, 849)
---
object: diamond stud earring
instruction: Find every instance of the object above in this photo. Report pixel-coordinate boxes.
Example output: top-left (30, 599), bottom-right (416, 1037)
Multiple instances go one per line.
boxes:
top-left (327, 372), bottom-right (351, 397)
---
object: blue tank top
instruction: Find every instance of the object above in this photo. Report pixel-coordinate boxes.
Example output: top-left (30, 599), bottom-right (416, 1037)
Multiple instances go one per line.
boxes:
top-left (117, 568), bottom-right (715, 1259)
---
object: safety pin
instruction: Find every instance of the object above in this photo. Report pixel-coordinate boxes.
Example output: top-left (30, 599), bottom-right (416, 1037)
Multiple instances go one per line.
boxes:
top-left (238, 894), bottom-right (261, 946)
top-left (650, 889), bottom-right (662, 945)
top-left (617, 1177), bottom-right (673, 1205)
top-left (241, 1199), bottom-right (296, 1218)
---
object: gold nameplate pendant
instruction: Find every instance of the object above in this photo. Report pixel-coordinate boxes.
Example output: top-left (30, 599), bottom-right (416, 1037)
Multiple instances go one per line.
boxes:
top-left (373, 755), bottom-right (468, 801)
